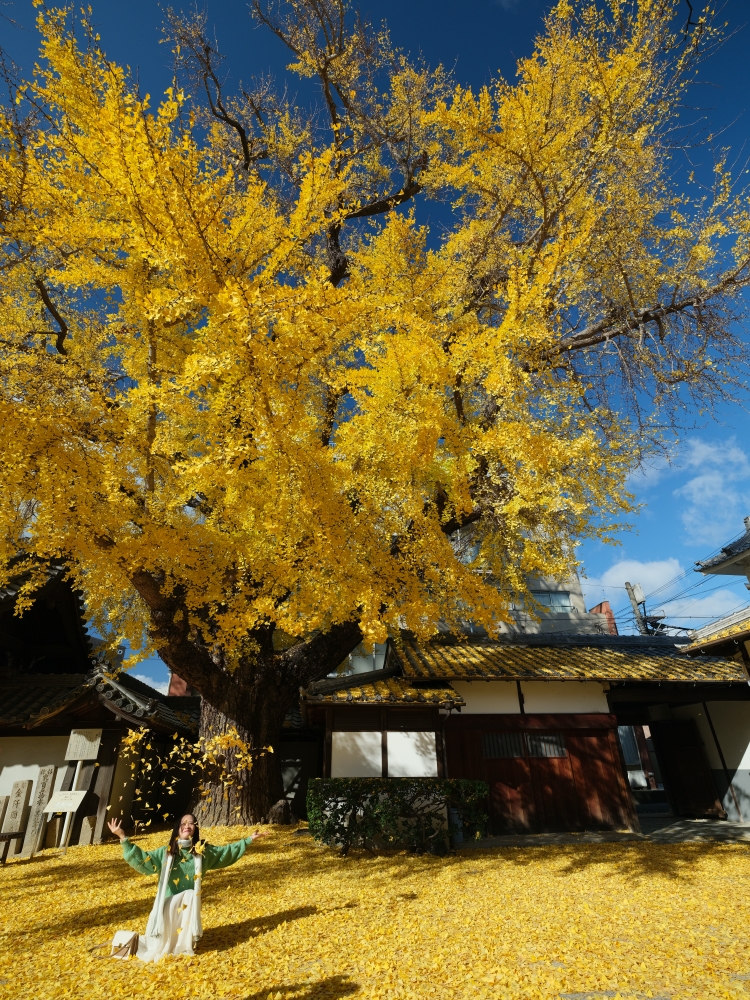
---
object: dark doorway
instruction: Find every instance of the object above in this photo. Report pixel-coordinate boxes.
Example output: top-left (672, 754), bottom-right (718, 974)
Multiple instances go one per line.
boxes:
top-left (648, 719), bottom-right (726, 819)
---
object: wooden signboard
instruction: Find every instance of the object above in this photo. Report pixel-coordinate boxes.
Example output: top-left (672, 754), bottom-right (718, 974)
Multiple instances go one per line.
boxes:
top-left (0, 780), bottom-right (32, 861)
top-left (65, 729), bottom-right (102, 762)
top-left (21, 766), bottom-right (57, 858)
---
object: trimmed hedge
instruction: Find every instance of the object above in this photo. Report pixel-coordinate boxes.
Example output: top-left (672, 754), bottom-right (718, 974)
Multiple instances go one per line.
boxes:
top-left (307, 777), bottom-right (489, 855)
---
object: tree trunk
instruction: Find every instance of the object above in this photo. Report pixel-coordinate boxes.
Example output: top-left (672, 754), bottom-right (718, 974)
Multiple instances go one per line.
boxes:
top-left (192, 682), bottom-right (288, 826)
top-left (133, 569), bottom-right (364, 826)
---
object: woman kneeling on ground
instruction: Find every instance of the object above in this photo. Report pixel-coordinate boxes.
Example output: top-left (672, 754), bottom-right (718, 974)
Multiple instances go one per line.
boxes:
top-left (107, 813), bottom-right (267, 962)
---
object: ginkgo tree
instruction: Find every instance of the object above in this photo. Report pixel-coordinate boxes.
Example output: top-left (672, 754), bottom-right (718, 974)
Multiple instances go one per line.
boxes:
top-left (1, 0), bottom-right (748, 821)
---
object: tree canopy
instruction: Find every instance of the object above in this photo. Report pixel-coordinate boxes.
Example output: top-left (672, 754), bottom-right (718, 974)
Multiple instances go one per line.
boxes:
top-left (1, 0), bottom-right (748, 685)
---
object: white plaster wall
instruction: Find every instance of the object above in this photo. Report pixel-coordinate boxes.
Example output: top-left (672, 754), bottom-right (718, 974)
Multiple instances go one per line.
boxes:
top-left (0, 737), bottom-right (68, 798)
top-left (705, 702), bottom-right (750, 769)
top-left (387, 732), bottom-right (438, 777)
top-left (331, 732), bottom-right (382, 777)
top-left (662, 702), bottom-right (750, 770)
top-left (450, 681), bottom-right (521, 715)
top-left (520, 681), bottom-right (609, 714)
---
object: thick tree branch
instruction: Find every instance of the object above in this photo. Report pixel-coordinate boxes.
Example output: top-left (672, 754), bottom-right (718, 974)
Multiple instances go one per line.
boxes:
top-left (34, 279), bottom-right (68, 355)
top-left (551, 268), bottom-right (750, 358)
top-left (344, 179), bottom-right (422, 220)
top-left (280, 620), bottom-right (363, 686)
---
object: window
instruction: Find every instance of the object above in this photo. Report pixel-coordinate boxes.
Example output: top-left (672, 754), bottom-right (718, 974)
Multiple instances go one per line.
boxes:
top-left (331, 732), bottom-right (382, 777)
top-left (482, 732), bottom-right (524, 758)
top-left (387, 732), bottom-right (438, 777)
top-left (481, 731), bottom-right (568, 759)
top-left (525, 732), bottom-right (567, 758)
top-left (531, 591), bottom-right (573, 611)
top-left (617, 726), bottom-right (641, 767)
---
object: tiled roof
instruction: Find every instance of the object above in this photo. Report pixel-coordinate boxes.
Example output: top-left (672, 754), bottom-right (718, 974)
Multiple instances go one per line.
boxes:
top-left (0, 670), bottom-right (199, 732)
top-left (0, 674), bottom-right (90, 725)
top-left (394, 633), bottom-right (745, 683)
top-left (684, 607), bottom-right (750, 653)
top-left (697, 520), bottom-right (750, 572)
top-left (304, 675), bottom-right (464, 706)
top-left (0, 561), bottom-right (66, 606)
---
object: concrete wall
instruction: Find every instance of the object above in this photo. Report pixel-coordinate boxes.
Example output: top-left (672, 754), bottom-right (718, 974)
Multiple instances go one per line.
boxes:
top-left (450, 680), bottom-right (609, 715)
top-left (526, 575), bottom-right (587, 614)
top-left (672, 702), bottom-right (750, 822)
top-left (0, 736), bottom-right (68, 798)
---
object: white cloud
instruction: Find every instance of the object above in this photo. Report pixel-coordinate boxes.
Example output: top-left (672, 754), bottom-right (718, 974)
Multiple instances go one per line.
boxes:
top-left (586, 557), bottom-right (684, 598)
top-left (682, 438), bottom-right (750, 476)
top-left (673, 437), bottom-right (750, 546)
top-left (132, 673), bottom-right (169, 696)
top-left (582, 558), bottom-right (683, 630)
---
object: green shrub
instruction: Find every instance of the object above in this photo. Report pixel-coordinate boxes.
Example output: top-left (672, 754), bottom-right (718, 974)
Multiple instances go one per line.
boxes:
top-left (306, 777), bottom-right (489, 855)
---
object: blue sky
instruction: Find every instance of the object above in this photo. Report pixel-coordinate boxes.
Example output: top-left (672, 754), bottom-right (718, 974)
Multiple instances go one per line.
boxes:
top-left (5, 0), bottom-right (750, 679)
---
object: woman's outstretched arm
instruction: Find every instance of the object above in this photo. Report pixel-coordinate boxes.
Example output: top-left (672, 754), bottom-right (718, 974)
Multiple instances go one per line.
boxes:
top-left (107, 817), bottom-right (164, 875)
top-left (202, 830), bottom-right (268, 872)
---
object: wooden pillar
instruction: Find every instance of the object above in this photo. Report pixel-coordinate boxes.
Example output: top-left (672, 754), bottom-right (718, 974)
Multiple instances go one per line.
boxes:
top-left (60, 761), bottom-right (77, 792)
top-left (380, 706), bottom-right (388, 778)
top-left (324, 707), bottom-right (333, 778)
top-left (608, 727), bottom-right (641, 833)
top-left (92, 733), bottom-right (121, 843)
top-left (68, 761), bottom-right (98, 845)
top-left (435, 718), bottom-right (446, 779)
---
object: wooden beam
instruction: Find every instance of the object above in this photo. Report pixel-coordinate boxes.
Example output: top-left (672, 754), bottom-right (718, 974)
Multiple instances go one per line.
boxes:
top-left (92, 733), bottom-right (121, 843)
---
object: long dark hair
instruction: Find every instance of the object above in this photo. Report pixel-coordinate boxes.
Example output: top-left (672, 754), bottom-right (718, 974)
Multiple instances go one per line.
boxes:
top-left (168, 814), bottom-right (202, 856)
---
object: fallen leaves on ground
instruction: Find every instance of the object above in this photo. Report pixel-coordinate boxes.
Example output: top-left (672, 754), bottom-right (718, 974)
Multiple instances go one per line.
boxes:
top-left (1, 826), bottom-right (749, 1000)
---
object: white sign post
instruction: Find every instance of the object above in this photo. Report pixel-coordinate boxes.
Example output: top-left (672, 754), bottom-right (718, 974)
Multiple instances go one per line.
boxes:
top-left (48, 730), bottom-right (103, 854)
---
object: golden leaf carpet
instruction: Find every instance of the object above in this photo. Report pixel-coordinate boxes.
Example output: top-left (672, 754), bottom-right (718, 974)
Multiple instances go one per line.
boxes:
top-left (1, 826), bottom-right (750, 1000)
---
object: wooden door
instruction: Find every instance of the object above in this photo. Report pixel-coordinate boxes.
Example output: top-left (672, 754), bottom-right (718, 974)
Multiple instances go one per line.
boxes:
top-left (485, 757), bottom-right (534, 832)
top-left (567, 732), bottom-right (627, 830)
top-left (649, 720), bottom-right (726, 818)
top-left (528, 755), bottom-right (580, 831)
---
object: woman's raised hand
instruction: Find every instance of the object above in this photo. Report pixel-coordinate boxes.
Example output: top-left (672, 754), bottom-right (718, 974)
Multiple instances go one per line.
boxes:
top-left (249, 829), bottom-right (269, 841)
top-left (107, 817), bottom-right (127, 841)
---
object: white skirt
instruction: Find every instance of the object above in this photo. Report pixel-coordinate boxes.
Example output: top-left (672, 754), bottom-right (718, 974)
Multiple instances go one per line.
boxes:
top-left (136, 889), bottom-right (199, 963)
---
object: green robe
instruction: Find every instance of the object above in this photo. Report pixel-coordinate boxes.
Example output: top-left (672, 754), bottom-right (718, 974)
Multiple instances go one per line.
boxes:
top-left (122, 836), bottom-right (252, 897)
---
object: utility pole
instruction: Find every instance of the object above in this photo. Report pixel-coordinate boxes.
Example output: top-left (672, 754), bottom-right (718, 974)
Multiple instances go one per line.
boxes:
top-left (625, 581), bottom-right (666, 635)
top-left (625, 582), bottom-right (649, 635)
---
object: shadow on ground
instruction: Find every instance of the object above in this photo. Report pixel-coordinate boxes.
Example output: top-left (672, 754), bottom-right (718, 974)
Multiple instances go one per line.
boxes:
top-left (483, 840), bottom-right (736, 882)
top-left (201, 906), bottom-right (319, 952)
top-left (243, 975), bottom-right (359, 1000)
top-left (202, 900), bottom-right (359, 953)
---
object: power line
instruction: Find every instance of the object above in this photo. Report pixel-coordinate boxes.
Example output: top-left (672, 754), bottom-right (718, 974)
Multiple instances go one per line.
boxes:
top-left (607, 573), bottom-right (747, 623)
top-left (642, 526), bottom-right (748, 602)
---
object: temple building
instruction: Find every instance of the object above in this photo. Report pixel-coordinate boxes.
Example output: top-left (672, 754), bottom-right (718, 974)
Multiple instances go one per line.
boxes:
top-left (302, 630), bottom-right (745, 833)
top-left (0, 565), bottom-right (198, 854)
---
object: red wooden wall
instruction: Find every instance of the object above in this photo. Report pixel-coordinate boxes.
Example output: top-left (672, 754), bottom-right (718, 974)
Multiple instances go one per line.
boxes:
top-left (445, 713), bottom-right (638, 833)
